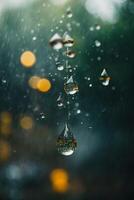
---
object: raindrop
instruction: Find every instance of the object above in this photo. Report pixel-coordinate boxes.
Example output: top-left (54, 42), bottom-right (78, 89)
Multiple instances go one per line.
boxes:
top-left (56, 62), bottom-right (64, 71)
top-left (95, 40), bottom-right (101, 47)
top-left (76, 109), bottom-right (81, 114)
top-left (66, 9), bottom-right (73, 18)
top-left (99, 69), bottom-right (110, 86)
top-left (56, 123), bottom-right (77, 156)
top-left (63, 32), bottom-right (74, 47)
top-left (49, 33), bottom-right (63, 50)
top-left (97, 56), bottom-right (101, 61)
top-left (95, 24), bottom-right (101, 30)
top-left (66, 50), bottom-right (76, 58)
top-left (57, 93), bottom-right (64, 107)
top-left (64, 76), bottom-right (79, 95)
top-left (32, 36), bottom-right (37, 41)
top-left (90, 26), bottom-right (94, 31)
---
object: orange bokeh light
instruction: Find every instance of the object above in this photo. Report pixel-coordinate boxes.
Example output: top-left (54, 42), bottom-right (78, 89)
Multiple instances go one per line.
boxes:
top-left (0, 140), bottom-right (11, 162)
top-left (20, 116), bottom-right (33, 130)
top-left (28, 76), bottom-right (41, 89)
top-left (20, 51), bottom-right (36, 68)
top-left (37, 78), bottom-right (51, 92)
top-left (0, 112), bottom-right (12, 124)
top-left (50, 169), bottom-right (69, 193)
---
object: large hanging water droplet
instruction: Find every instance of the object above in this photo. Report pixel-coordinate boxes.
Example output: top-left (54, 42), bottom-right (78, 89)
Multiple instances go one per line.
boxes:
top-left (49, 33), bottom-right (63, 50)
top-left (99, 69), bottom-right (110, 86)
top-left (63, 32), bottom-right (74, 47)
top-left (56, 123), bottom-right (77, 156)
top-left (64, 76), bottom-right (79, 95)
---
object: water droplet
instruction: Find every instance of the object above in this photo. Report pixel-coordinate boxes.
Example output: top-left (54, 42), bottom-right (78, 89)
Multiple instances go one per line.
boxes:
top-left (66, 9), bottom-right (73, 18)
top-left (49, 33), bottom-right (63, 50)
top-left (56, 62), bottom-right (64, 71)
top-left (99, 69), bottom-right (110, 86)
top-left (63, 32), bottom-right (74, 47)
top-left (32, 36), bottom-right (37, 41)
top-left (95, 40), bottom-right (101, 47)
top-left (76, 109), bottom-right (81, 114)
top-left (64, 76), bottom-right (79, 95)
top-left (97, 56), bottom-right (101, 61)
top-left (66, 50), bottom-right (76, 58)
top-left (56, 123), bottom-right (77, 156)
top-left (90, 26), bottom-right (94, 31)
top-left (95, 24), bottom-right (101, 30)
top-left (57, 93), bottom-right (64, 107)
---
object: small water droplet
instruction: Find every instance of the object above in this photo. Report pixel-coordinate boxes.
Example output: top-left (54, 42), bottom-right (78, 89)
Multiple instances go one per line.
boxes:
top-left (32, 36), bottom-right (37, 41)
top-left (95, 24), bottom-right (101, 30)
top-left (95, 40), bottom-right (101, 47)
top-left (76, 109), bottom-right (81, 114)
top-left (99, 69), bottom-right (110, 86)
top-left (57, 93), bottom-right (64, 107)
top-left (49, 33), bottom-right (63, 50)
top-left (66, 50), bottom-right (76, 58)
top-left (90, 26), bottom-right (94, 31)
top-left (63, 32), bottom-right (74, 47)
top-left (66, 10), bottom-right (73, 18)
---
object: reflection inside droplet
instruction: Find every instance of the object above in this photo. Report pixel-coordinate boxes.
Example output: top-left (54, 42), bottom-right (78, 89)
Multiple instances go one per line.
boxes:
top-left (99, 68), bottom-right (110, 86)
top-left (56, 123), bottom-right (77, 156)
top-left (63, 32), bottom-right (74, 47)
top-left (64, 76), bottom-right (79, 95)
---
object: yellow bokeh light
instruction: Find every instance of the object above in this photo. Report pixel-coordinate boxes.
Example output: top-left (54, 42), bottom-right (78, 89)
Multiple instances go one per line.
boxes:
top-left (0, 112), bottom-right (12, 124)
top-left (28, 76), bottom-right (41, 89)
top-left (20, 51), bottom-right (36, 68)
top-left (20, 116), bottom-right (33, 130)
top-left (37, 78), bottom-right (51, 92)
top-left (0, 140), bottom-right (11, 162)
top-left (0, 124), bottom-right (11, 136)
top-left (50, 169), bottom-right (69, 193)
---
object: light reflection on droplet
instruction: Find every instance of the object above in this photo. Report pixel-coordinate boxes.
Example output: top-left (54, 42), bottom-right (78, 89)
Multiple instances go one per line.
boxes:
top-left (66, 50), bottom-right (76, 58)
top-left (99, 68), bottom-right (110, 86)
top-left (95, 40), bottom-right (101, 47)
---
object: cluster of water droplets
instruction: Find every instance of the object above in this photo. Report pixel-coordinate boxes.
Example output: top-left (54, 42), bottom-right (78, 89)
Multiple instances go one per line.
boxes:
top-left (49, 8), bottom-right (78, 156)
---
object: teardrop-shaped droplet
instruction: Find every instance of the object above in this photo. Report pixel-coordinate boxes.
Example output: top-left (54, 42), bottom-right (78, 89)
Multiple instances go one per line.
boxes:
top-left (56, 123), bottom-right (77, 156)
top-left (56, 62), bottom-right (64, 71)
top-left (57, 93), bottom-right (64, 107)
top-left (63, 32), bottom-right (74, 47)
top-left (64, 76), bottom-right (79, 95)
top-left (66, 50), bottom-right (76, 58)
top-left (99, 69), bottom-right (110, 86)
top-left (67, 76), bottom-right (73, 84)
top-left (49, 33), bottom-right (63, 50)
top-left (66, 8), bottom-right (73, 18)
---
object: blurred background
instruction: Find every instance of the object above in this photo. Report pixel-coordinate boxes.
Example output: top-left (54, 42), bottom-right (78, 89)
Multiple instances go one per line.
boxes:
top-left (0, 0), bottom-right (134, 199)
